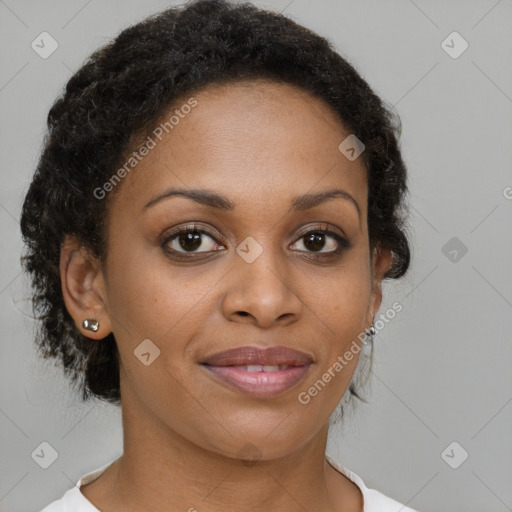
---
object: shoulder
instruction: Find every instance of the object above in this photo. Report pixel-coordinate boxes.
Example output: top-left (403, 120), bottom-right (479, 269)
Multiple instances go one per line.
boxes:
top-left (39, 499), bottom-right (62, 512)
top-left (37, 459), bottom-right (117, 512)
top-left (325, 454), bottom-right (421, 512)
top-left (362, 487), bottom-right (420, 512)
top-left (38, 487), bottom-right (83, 512)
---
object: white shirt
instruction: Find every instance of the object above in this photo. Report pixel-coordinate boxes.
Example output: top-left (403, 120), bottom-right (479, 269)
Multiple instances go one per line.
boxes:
top-left (39, 454), bottom-right (419, 512)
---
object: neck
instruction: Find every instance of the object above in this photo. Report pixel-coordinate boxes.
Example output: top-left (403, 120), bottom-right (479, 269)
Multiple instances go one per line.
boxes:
top-left (85, 372), bottom-right (360, 512)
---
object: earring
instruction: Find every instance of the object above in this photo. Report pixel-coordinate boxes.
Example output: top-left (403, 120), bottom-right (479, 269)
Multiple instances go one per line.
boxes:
top-left (365, 315), bottom-right (376, 339)
top-left (366, 322), bottom-right (376, 337)
top-left (82, 319), bottom-right (99, 332)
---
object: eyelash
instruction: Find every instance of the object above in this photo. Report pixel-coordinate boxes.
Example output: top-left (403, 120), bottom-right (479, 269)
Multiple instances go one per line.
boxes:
top-left (161, 222), bottom-right (353, 261)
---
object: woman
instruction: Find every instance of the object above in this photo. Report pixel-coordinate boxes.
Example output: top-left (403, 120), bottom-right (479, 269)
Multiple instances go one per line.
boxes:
top-left (21, 0), bottom-right (416, 510)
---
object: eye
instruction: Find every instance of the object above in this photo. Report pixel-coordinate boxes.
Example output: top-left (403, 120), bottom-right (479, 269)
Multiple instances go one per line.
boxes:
top-left (161, 223), bottom-right (225, 257)
top-left (290, 225), bottom-right (352, 257)
top-left (161, 222), bottom-right (352, 261)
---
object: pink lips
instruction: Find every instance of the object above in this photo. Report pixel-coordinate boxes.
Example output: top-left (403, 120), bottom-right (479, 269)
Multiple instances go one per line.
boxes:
top-left (200, 346), bottom-right (313, 398)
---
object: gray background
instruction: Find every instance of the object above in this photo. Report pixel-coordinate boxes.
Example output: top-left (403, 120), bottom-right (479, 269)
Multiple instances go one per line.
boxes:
top-left (1, 1), bottom-right (511, 511)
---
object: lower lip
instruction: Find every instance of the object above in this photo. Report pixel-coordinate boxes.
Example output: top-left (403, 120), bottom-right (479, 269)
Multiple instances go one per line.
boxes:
top-left (201, 364), bottom-right (312, 398)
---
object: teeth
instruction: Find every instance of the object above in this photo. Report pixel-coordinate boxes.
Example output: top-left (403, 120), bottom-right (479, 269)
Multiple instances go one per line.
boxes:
top-left (240, 365), bottom-right (289, 372)
top-left (246, 365), bottom-right (263, 372)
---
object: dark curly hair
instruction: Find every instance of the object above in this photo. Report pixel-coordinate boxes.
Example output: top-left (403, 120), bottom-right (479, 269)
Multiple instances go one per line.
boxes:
top-left (20, 0), bottom-right (411, 411)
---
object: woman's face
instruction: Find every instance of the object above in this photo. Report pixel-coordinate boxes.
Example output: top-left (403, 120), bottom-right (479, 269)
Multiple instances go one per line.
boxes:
top-left (68, 80), bottom-right (391, 460)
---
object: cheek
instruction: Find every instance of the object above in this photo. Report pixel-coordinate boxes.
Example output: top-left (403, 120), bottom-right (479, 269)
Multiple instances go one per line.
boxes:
top-left (105, 246), bottom-right (224, 386)
top-left (325, 283), bottom-right (369, 342)
top-left (105, 235), bottom-right (207, 337)
top-left (306, 250), bottom-right (372, 340)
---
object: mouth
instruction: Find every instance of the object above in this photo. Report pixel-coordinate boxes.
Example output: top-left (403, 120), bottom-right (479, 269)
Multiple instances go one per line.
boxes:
top-left (199, 345), bottom-right (313, 398)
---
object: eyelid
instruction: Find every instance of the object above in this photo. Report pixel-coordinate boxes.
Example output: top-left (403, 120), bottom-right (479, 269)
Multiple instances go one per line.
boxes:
top-left (293, 222), bottom-right (347, 241)
top-left (289, 225), bottom-right (353, 256)
top-left (161, 222), bottom-right (226, 249)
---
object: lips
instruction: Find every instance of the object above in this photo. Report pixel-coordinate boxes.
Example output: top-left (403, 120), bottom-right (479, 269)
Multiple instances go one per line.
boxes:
top-left (200, 345), bottom-right (313, 398)
top-left (201, 345), bottom-right (313, 367)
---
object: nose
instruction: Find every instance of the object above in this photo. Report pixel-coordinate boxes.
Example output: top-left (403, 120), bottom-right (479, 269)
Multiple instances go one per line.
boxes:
top-left (221, 244), bottom-right (304, 329)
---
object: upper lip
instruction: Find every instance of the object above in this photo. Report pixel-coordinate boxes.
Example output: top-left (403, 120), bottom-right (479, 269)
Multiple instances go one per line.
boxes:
top-left (201, 345), bottom-right (313, 366)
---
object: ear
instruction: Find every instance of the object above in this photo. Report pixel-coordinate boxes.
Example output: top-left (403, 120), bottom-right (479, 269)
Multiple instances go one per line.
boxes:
top-left (367, 246), bottom-right (393, 326)
top-left (60, 235), bottom-right (112, 339)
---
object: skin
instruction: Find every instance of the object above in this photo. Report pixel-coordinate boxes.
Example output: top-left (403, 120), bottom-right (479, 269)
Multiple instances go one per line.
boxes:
top-left (60, 79), bottom-right (392, 512)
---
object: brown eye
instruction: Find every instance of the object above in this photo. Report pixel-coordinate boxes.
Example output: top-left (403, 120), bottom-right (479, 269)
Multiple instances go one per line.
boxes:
top-left (162, 225), bottom-right (224, 256)
top-left (177, 230), bottom-right (202, 251)
top-left (303, 232), bottom-right (328, 252)
top-left (291, 228), bottom-right (351, 256)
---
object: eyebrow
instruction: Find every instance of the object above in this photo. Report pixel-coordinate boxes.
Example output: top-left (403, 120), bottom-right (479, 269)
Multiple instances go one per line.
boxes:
top-left (142, 187), bottom-right (361, 219)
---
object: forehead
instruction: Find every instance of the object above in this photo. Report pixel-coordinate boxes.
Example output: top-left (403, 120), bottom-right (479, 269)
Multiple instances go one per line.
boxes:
top-left (109, 79), bottom-right (367, 217)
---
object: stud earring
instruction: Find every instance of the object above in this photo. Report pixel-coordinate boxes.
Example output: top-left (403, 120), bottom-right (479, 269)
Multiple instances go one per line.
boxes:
top-left (82, 319), bottom-right (99, 332)
top-left (365, 315), bottom-right (376, 339)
